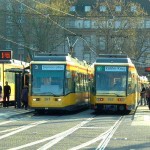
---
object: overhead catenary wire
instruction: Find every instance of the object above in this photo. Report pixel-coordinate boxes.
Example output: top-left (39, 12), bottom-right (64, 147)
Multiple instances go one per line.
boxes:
top-left (0, 34), bottom-right (37, 52)
top-left (32, 0), bottom-right (86, 20)
top-left (14, 0), bottom-right (97, 56)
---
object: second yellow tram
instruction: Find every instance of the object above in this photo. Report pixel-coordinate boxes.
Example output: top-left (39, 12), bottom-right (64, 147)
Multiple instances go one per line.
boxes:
top-left (90, 54), bottom-right (141, 113)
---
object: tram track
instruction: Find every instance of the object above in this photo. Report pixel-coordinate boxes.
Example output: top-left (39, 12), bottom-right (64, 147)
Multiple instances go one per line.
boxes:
top-left (8, 114), bottom-right (123, 150)
top-left (69, 116), bottom-right (124, 150)
top-left (8, 115), bottom-right (95, 150)
top-left (0, 109), bottom-right (124, 150)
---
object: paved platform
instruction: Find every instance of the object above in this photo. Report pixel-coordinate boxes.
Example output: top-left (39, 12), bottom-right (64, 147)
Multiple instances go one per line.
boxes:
top-left (132, 105), bottom-right (150, 126)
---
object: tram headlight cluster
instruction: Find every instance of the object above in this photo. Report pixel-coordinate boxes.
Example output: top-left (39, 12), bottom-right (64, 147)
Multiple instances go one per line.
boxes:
top-left (117, 98), bottom-right (125, 102)
top-left (55, 98), bottom-right (62, 102)
top-left (96, 98), bottom-right (104, 101)
top-left (33, 98), bottom-right (40, 101)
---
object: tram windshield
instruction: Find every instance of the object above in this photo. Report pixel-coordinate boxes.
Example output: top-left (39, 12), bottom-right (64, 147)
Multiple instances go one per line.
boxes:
top-left (95, 66), bottom-right (127, 96)
top-left (31, 64), bottom-right (65, 96)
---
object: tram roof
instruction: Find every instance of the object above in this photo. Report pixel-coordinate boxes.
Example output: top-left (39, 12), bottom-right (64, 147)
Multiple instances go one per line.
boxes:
top-left (4, 68), bottom-right (29, 73)
top-left (96, 54), bottom-right (132, 63)
top-left (32, 54), bottom-right (71, 61)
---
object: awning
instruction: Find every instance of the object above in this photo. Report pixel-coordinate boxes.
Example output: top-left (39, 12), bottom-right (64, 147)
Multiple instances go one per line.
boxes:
top-left (4, 68), bottom-right (29, 73)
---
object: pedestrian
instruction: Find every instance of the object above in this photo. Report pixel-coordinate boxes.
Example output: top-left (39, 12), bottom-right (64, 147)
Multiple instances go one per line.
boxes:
top-left (21, 85), bottom-right (28, 110)
top-left (0, 85), bottom-right (2, 103)
top-left (145, 86), bottom-right (149, 105)
top-left (0, 85), bottom-right (2, 98)
top-left (140, 84), bottom-right (146, 105)
top-left (3, 81), bottom-right (11, 107)
top-left (146, 85), bottom-right (150, 110)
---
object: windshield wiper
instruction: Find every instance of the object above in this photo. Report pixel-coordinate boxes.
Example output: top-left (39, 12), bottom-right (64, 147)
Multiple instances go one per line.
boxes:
top-left (39, 92), bottom-right (59, 96)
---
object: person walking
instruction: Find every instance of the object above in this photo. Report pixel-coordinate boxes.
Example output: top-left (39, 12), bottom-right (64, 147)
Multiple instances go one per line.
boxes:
top-left (0, 85), bottom-right (2, 103)
top-left (140, 84), bottom-right (146, 105)
top-left (21, 85), bottom-right (28, 110)
top-left (0, 85), bottom-right (2, 98)
top-left (3, 81), bottom-right (11, 107)
top-left (146, 85), bottom-right (150, 110)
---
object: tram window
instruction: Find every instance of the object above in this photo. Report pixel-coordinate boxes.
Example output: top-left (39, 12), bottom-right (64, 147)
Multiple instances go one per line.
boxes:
top-left (65, 71), bottom-right (74, 94)
top-left (31, 67), bottom-right (64, 95)
top-left (127, 72), bottom-right (135, 94)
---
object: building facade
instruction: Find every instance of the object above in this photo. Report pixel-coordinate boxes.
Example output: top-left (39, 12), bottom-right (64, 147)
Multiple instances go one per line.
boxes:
top-left (0, 0), bottom-right (150, 72)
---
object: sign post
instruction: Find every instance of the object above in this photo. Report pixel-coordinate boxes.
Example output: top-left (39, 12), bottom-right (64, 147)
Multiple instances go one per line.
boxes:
top-left (0, 50), bottom-right (12, 106)
top-left (0, 50), bottom-right (12, 60)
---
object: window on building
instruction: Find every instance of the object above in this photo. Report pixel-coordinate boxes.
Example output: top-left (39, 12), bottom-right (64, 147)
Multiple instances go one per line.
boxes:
top-left (115, 6), bottom-right (121, 12)
top-left (115, 20), bottom-right (121, 28)
top-left (70, 6), bottom-right (76, 12)
top-left (99, 37), bottom-right (106, 50)
top-left (138, 20), bottom-right (144, 28)
top-left (99, 6), bottom-right (107, 12)
top-left (107, 19), bottom-right (113, 28)
top-left (84, 20), bottom-right (91, 28)
top-left (91, 21), bottom-right (98, 29)
top-left (85, 6), bottom-right (91, 12)
top-left (75, 20), bottom-right (83, 28)
top-left (145, 20), bottom-right (150, 28)
top-left (122, 20), bottom-right (129, 29)
top-left (131, 5), bottom-right (136, 12)
top-left (99, 20), bottom-right (107, 28)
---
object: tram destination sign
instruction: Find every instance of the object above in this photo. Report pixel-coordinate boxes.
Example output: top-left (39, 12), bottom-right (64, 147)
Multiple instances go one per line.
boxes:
top-left (105, 66), bottom-right (126, 72)
top-left (0, 50), bottom-right (12, 60)
top-left (97, 66), bottom-right (126, 72)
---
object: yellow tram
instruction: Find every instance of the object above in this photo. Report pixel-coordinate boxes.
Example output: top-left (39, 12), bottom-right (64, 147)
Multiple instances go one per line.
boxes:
top-left (28, 54), bottom-right (93, 112)
top-left (90, 54), bottom-right (140, 113)
top-left (0, 59), bottom-right (29, 105)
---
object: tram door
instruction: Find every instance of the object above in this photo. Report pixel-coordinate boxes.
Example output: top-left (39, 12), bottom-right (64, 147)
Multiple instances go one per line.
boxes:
top-left (15, 73), bottom-right (22, 108)
top-left (15, 72), bottom-right (29, 108)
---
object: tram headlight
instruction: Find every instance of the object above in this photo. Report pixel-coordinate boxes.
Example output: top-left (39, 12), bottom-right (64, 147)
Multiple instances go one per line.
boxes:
top-left (117, 98), bottom-right (125, 102)
top-left (33, 98), bottom-right (40, 101)
top-left (97, 98), bottom-right (104, 101)
top-left (55, 98), bottom-right (62, 102)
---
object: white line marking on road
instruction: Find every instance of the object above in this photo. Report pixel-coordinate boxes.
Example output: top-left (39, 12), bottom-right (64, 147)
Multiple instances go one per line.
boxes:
top-left (96, 116), bottom-right (123, 150)
top-left (69, 116), bottom-right (123, 150)
top-left (37, 118), bottom-right (94, 150)
top-left (0, 121), bottom-right (47, 140)
top-left (0, 121), bottom-right (14, 125)
top-left (8, 117), bottom-right (95, 150)
top-left (80, 126), bottom-right (109, 129)
top-left (0, 126), bottom-right (24, 133)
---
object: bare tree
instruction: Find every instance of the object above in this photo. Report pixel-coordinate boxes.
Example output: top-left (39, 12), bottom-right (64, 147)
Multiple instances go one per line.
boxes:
top-left (87, 0), bottom-right (149, 60)
top-left (1, 0), bottom-right (73, 60)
